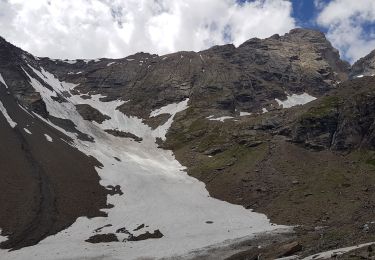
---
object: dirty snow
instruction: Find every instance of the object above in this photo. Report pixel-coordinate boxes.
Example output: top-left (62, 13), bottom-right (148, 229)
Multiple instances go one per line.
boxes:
top-left (23, 128), bottom-right (32, 134)
top-left (0, 101), bottom-right (17, 128)
top-left (0, 73), bottom-right (9, 88)
top-left (303, 242), bottom-right (375, 259)
top-left (0, 65), bottom-right (289, 260)
top-left (275, 93), bottom-right (316, 109)
top-left (44, 134), bottom-right (53, 142)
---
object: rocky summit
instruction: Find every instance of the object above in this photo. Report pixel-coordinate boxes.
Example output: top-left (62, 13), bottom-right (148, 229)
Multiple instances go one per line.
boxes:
top-left (0, 28), bottom-right (375, 259)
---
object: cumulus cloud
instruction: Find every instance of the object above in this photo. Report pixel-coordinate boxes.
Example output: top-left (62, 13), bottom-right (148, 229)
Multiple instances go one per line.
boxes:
top-left (0, 0), bottom-right (295, 59)
top-left (316, 0), bottom-right (375, 63)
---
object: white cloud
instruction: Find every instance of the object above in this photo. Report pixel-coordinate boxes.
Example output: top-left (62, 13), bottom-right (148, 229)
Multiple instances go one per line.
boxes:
top-left (0, 0), bottom-right (295, 59)
top-left (316, 0), bottom-right (375, 63)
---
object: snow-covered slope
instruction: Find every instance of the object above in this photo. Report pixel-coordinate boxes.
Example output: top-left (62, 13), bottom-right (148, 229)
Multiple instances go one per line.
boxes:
top-left (0, 65), bottom-right (289, 259)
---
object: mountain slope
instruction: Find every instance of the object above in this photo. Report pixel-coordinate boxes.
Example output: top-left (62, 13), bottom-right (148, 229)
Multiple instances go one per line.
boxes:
top-left (0, 28), bottom-right (374, 259)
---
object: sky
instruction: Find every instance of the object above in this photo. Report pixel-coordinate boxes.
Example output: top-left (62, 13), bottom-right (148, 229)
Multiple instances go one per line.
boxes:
top-left (0, 0), bottom-right (375, 63)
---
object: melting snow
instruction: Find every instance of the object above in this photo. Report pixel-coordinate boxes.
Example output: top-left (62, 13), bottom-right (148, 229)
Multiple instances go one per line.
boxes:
top-left (23, 128), bottom-right (32, 135)
top-left (44, 134), bottom-right (53, 142)
top-left (0, 73), bottom-right (9, 88)
top-left (275, 93), bottom-right (316, 109)
top-left (0, 65), bottom-right (289, 260)
top-left (0, 101), bottom-right (17, 128)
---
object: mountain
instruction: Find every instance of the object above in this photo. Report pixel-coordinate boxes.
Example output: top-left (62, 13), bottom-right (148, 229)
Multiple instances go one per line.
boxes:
top-left (0, 28), bottom-right (374, 259)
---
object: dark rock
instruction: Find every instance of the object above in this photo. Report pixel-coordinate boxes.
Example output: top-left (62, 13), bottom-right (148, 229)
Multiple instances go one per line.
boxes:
top-left (104, 129), bottom-right (143, 142)
top-left (85, 233), bottom-right (119, 243)
top-left (76, 104), bottom-right (110, 124)
top-left (127, 229), bottom-right (163, 241)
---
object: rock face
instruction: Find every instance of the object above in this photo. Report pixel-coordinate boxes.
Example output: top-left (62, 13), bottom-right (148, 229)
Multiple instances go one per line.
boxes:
top-left (34, 28), bottom-right (349, 120)
top-left (351, 49), bottom-right (375, 78)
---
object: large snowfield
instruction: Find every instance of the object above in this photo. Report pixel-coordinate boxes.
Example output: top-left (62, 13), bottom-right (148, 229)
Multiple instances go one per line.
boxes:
top-left (0, 65), bottom-right (289, 259)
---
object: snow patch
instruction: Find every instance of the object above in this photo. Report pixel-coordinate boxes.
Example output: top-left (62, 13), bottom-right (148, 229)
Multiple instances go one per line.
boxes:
top-left (262, 108), bottom-right (268, 113)
top-left (0, 73), bottom-right (9, 88)
top-left (356, 74), bottom-right (364, 78)
top-left (62, 60), bottom-right (77, 64)
top-left (24, 128), bottom-right (32, 134)
top-left (275, 93), bottom-right (316, 109)
top-left (240, 112), bottom-right (252, 116)
top-left (44, 134), bottom-right (53, 142)
top-left (150, 100), bottom-right (189, 117)
top-left (0, 229), bottom-right (7, 243)
top-left (107, 62), bottom-right (116, 67)
top-left (208, 116), bottom-right (234, 122)
top-left (0, 101), bottom-right (17, 128)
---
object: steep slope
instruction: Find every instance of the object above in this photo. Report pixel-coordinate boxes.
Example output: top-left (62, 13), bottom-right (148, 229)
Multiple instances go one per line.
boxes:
top-left (0, 38), bottom-right (108, 250)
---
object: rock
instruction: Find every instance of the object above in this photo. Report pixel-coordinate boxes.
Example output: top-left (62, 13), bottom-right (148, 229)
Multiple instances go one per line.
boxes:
top-left (277, 241), bottom-right (303, 257)
top-left (127, 229), bottom-right (163, 241)
top-left (104, 129), bottom-right (143, 142)
top-left (85, 233), bottom-right (119, 243)
top-left (75, 104), bottom-right (111, 123)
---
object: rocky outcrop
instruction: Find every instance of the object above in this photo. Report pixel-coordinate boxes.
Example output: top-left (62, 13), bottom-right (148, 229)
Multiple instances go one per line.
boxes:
top-left (289, 76), bottom-right (375, 151)
top-left (351, 49), bottom-right (375, 78)
top-left (76, 104), bottom-right (110, 124)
